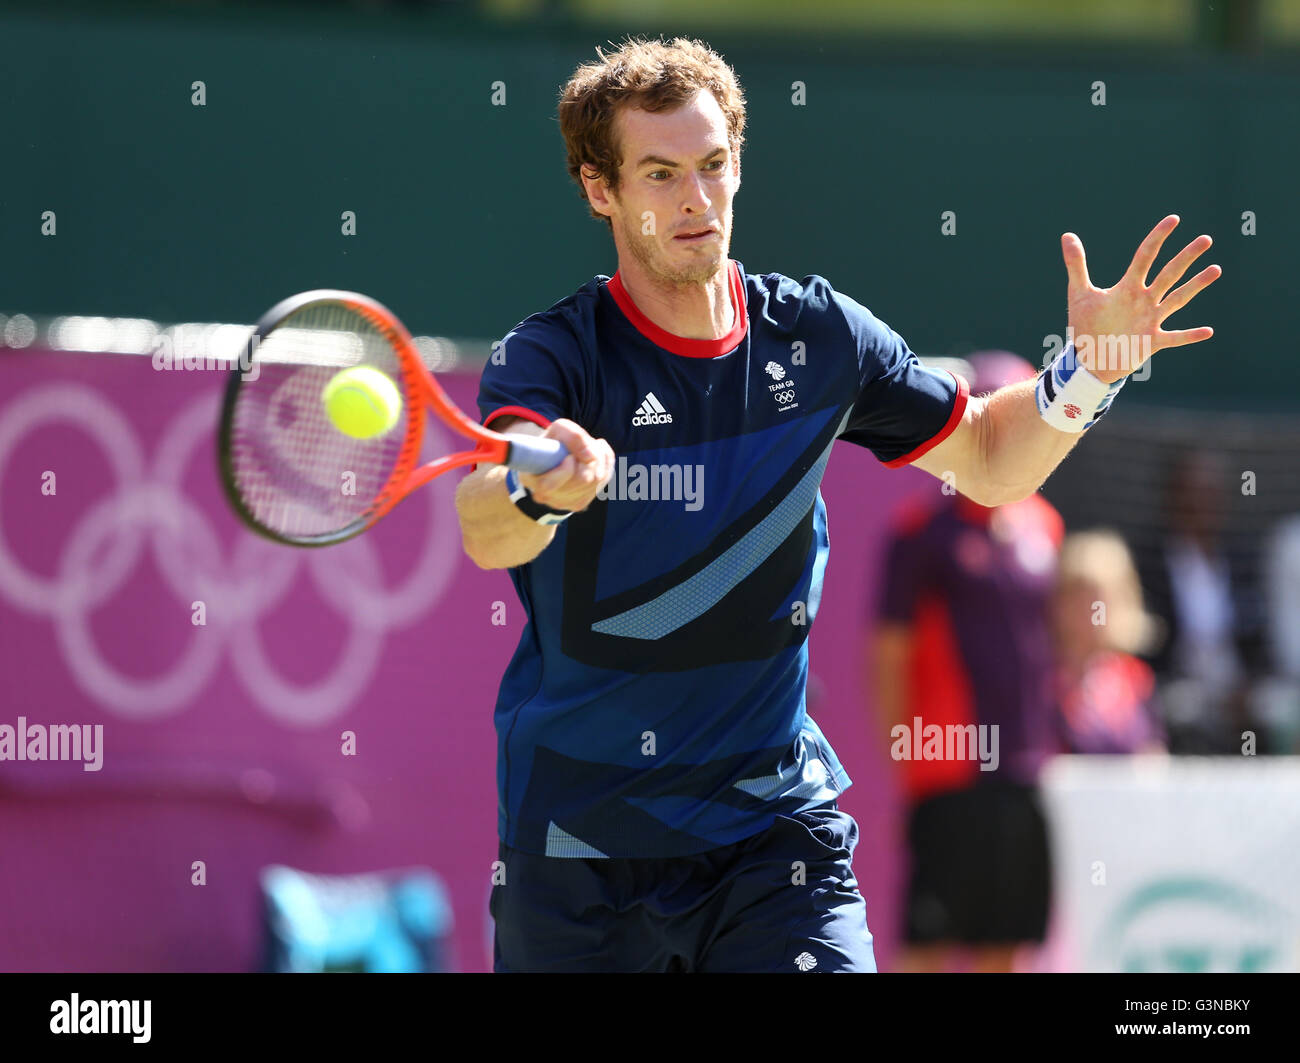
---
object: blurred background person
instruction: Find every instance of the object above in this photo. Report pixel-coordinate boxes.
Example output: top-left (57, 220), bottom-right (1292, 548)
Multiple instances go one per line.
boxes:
top-left (1266, 514), bottom-right (1300, 684)
top-left (869, 351), bottom-right (1061, 974)
top-left (1255, 515), bottom-right (1300, 753)
top-left (1142, 448), bottom-right (1263, 753)
top-left (1053, 529), bottom-right (1165, 755)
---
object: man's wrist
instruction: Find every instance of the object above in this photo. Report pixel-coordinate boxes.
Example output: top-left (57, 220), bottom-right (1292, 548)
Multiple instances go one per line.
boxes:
top-left (505, 468), bottom-right (573, 525)
top-left (1035, 341), bottom-right (1126, 433)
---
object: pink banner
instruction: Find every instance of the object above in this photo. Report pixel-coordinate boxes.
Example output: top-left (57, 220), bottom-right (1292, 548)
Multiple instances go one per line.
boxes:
top-left (0, 349), bottom-right (924, 971)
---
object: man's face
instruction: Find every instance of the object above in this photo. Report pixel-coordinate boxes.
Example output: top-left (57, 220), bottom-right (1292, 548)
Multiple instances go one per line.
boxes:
top-left (589, 89), bottom-right (740, 287)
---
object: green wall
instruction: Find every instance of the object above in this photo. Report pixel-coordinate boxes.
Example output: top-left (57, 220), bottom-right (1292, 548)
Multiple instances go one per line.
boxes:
top-left (2, 6), bottom-right (1296, 408)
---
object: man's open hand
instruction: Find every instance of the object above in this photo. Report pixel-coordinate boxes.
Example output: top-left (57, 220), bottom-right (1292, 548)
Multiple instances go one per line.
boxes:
top-left (1062, 214), bottom-right (1222, 384)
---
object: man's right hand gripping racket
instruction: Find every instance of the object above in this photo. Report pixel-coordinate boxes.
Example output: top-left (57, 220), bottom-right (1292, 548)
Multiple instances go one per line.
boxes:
top-left (218, 290), bottom-right (566, 546)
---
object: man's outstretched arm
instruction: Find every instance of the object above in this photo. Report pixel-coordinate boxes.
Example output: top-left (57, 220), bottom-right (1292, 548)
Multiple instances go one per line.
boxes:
top-left (911, 215), bottom-right (1221, 505)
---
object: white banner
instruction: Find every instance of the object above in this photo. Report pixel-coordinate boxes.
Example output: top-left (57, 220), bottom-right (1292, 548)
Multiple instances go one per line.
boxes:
top-left (1040, 755), bottom-right (1300, 972)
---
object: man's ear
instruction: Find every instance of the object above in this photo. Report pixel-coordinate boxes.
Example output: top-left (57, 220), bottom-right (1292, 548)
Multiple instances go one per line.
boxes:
top-left (732, 151), bottom-right (741, 189)
top-left (582, 166), bottom-right (615, 219)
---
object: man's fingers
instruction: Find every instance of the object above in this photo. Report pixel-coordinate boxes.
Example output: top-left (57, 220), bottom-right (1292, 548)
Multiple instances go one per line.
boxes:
top-left (1159, 264), bottom-right (1222, 319)
top-left (520, 435), bottom-right (616, 510)
top-left (545, 418), bottom-right (596, 464)
top-left (1156, 325), bottom-right (1214, 349)
top-left (577, 440), bottom-right (615, 495)
top-left (1124, 214), bottom-right (1180, 286)
top-left (593, 440), bottom-right (615, 486)
top-left (1061, 232), bottom-right (1092, 292)
top-left (524, 455), bottom-right (577, 496)
top-left (1150, 234), bottom-right (1212, 299)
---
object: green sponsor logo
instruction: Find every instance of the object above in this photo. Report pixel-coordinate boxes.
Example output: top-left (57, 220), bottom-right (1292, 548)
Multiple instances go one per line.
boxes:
top-left (1101, 876), bottom-right (1284, 972)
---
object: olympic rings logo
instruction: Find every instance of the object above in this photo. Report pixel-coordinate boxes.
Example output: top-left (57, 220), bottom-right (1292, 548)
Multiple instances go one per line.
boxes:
top-left (0, 383), bottom-right (460, 726)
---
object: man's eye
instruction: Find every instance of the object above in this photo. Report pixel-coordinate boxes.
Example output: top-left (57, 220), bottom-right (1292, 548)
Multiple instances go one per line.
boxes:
top-left (706, 160), bottom-right (725, 171)
top-left (649, 170), bottom-right (670, 180)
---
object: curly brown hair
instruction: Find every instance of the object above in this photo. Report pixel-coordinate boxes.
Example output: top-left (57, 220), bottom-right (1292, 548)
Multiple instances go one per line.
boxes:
top-left (557, 36), bottom-right (747, 228)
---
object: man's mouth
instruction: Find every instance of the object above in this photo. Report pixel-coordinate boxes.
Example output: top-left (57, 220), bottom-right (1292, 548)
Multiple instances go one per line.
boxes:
top-left (673, 227), bottom-right (719, 242)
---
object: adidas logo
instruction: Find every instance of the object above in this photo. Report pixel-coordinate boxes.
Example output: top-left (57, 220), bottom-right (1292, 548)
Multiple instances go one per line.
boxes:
top-left (631, 391), bottom-right (673, 427)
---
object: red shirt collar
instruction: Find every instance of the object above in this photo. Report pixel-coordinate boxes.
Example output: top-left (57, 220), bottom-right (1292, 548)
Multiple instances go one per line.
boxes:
top-left (605, 260), bottom-right (747, 358)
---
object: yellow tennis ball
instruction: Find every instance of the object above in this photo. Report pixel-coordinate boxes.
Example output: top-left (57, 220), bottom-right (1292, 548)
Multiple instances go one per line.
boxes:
top-left (322, 366), bottom-right (402, 439)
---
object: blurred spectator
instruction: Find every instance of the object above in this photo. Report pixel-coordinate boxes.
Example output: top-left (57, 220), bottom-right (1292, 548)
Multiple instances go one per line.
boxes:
top-left (869, 351), bottom-right (1061, 974)
top-left (1255, 516), bottom-right (1300, 752)
top-left (1053, 530), bottom-right (1165, 754)
top-left (1142, 448), bottom-right (1261, 752)
top-left (1265, 515), bottom-right (1300, 682)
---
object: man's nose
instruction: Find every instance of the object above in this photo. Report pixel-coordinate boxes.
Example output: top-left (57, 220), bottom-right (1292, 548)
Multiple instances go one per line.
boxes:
top-left (681, 171), bottom-right (711, 214)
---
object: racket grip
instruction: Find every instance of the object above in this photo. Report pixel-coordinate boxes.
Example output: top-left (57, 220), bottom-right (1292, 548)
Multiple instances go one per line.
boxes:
top-left (504, 434), bottom-right (569, 475)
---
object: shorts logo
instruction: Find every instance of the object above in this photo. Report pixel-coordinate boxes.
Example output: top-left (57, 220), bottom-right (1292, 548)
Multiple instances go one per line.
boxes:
top-left (765, 361), bottom-right (786, 381)
top-left (631, 391), bottom-right (673, 427)
top-left (794, 951), bottom-right (817, 971)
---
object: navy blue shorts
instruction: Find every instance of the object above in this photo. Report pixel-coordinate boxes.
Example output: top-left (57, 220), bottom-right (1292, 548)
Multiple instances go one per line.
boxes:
top-left (490, 804), bottom-right (876, 972)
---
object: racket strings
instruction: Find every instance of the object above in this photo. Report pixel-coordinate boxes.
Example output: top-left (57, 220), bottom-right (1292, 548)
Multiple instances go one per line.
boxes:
top-left (227, 303), bottom-right (411, 541)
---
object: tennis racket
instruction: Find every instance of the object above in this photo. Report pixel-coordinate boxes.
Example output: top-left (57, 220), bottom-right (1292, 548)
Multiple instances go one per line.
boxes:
top-left (218, 289), bottom-right (567, 546)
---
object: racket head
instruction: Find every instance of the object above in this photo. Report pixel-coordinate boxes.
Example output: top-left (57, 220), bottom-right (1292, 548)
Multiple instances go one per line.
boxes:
top-left (219, 290), bottom-right (447, 546)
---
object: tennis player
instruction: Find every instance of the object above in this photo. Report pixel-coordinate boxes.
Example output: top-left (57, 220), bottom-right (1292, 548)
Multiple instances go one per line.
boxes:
top-left (454, 36), bottom-right (1220, 972)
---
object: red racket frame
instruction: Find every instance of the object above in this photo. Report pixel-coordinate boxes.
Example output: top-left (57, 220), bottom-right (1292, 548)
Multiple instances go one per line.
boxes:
top-left (220, 289), bottom-right (559, 546)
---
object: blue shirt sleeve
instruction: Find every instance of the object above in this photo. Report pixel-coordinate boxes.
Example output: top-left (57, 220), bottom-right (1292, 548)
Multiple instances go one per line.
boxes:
top-left (476, 320), bottom-right (585, 429)
top-left (831, 290), bottom-right (968, 466)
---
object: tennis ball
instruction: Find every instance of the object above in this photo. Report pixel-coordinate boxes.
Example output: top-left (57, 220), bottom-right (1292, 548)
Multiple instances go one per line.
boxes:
top-left (322, 366), bottom-right (402, 439)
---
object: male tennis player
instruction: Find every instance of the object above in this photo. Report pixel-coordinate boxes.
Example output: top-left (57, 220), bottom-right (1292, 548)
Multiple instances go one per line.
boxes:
top-left (455, 36), bottom-right (1220, 973)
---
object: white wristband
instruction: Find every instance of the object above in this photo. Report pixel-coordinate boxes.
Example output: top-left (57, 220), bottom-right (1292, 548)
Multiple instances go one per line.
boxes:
top-left (1035, 342), bottom-right (1126, 433)
top-left (505, 467), bottom-right (573, 525)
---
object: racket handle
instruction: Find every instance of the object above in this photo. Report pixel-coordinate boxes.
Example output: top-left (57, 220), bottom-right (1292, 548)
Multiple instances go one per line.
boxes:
top-left (503, 434), bottom-right (569, 475)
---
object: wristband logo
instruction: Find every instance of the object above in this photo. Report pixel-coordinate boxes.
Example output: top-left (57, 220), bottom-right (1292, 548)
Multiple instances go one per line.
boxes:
top-left (1064, 403), bottom-right (1082, 419)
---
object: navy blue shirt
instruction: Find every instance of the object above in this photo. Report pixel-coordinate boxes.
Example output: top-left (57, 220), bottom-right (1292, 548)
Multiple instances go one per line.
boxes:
top-left (478, 259), bottom-right (967, 858)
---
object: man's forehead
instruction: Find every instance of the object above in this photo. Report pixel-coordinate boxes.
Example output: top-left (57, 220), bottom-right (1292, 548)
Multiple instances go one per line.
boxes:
top-left (616, 90), bottom-right (729, 158)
